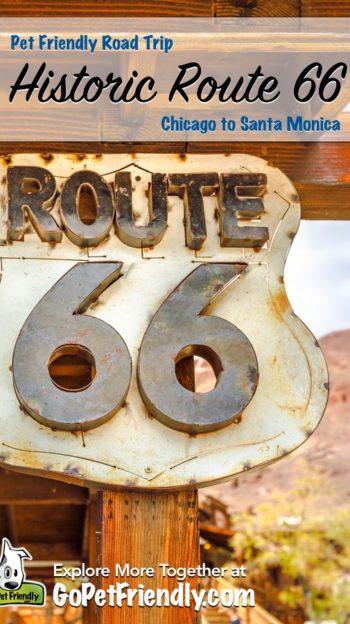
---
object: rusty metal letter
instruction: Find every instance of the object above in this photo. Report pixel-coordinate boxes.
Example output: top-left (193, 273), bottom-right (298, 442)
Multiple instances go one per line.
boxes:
top-left (219, 173), bottom-right (269, 247)
top-left (60, 171), bottom-right (114, 247)
top-left (12, 262), bottom-right (131, 431)
top-left (115, 172), bottom-right (168, 248)
top-left (168, 173), bottom-right (219, 250)
top-left (7, 166), bottom-right (61, 242)
top-left (137, 263), bottom-right (258, 434)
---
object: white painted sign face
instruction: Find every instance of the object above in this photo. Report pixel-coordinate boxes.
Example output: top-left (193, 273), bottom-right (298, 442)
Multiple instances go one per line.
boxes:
top-left (0, 154), bottom-right (328, 489)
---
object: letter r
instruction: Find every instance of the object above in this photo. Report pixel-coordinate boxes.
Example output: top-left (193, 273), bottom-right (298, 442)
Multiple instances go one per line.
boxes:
top-left (7, 166), bottom-right (61, 242)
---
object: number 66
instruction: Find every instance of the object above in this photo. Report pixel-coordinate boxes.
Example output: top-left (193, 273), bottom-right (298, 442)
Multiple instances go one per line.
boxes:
top-left (12, 262), bottom-right (258, 434)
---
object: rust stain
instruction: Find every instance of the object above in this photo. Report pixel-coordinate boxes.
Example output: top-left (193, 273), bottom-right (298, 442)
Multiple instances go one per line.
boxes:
top-left (303, 428), bottom-right (314, 439)
top-left (274, 289), bottom-right (290, 315)
top-left (1, 155), bottom-right (12, 164)
top-left (40, 153), bottom-right (54, 163)
top-left (76, 328), bottom-right (89, 338)
top-left (72, 154), bottom-right (86, 162)
top-left (100, 353), bottom-right (112, 364)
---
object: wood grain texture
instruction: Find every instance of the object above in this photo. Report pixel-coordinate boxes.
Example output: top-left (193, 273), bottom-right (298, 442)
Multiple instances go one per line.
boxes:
top-left (0, 143), bottom-right (186, 154)
top-left (187, 142), bottom-right (350, 219)
top-left (0, 469), bottom-right (88, 505)
top-left (85, 499), bottom-right (98, 624)
top-left (97, 490), bottom-right (200, 623)
top-left (214, 0), bottom-right (300, 17)
top-left (0, 0), bottom-right (307, 17)
top-left (0, 0), bottom-right (213, 17)
top-left (18, 541), bottom-right (81, 560)
top-left (301, 0), bottom-right (350, 16)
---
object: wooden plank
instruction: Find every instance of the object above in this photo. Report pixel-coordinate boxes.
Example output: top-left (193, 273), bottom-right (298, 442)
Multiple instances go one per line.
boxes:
top-left (0, 469), bottom-right (88, 505)
top-left (0, 143), bottom-right (186, 155)
top-left (0, 0), bottom-right (213, 17)
top-left (199, 522), bottom-right (234, 547)
top-left (294, 182), bottom-right (350, 219)
top-left (215, 0), bottom-right (300, 17)
top-left (97, 490), bottom-right (200, 624)
top-left (301, 0), bottom-right (350, 16)
top-left (14, 504), bottom-right (85, 542)
top-left (0, 609), bottom-right (9, 624)
top-left (84, 497), bottom-right (98, 624)
top-left (187, 141), bottom-right (350, 183)
top-left (188, 142), bottom-right (350, 219)
top-left (20, 541), bottom-right (81, 560)
top-left (5, 505), bottom-right (18, 542)
top-left (0, 0), bottom-right (306, 17)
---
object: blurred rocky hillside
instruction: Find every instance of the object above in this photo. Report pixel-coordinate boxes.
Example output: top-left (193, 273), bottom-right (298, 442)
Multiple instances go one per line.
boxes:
top-left (200, 330), bottom-right (350, 513)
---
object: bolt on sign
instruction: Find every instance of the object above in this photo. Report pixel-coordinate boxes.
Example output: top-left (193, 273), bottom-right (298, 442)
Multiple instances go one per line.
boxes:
top-left (0, 153), bottom-right (328, 489)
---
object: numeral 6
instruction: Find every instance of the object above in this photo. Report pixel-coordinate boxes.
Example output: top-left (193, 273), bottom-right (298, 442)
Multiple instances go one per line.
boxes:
top-left (138, 264), bottom-right (259, 434)
top-left (12, 262), bottom-right (131, 431)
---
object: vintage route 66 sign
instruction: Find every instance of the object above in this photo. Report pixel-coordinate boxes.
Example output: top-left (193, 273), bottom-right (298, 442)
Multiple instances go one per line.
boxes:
top-left (0, 153), bottom-right (328, 489)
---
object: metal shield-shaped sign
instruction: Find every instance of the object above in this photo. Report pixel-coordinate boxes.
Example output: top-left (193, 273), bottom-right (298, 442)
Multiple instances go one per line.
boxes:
top-left (0, 153), bottom-right (328, 489)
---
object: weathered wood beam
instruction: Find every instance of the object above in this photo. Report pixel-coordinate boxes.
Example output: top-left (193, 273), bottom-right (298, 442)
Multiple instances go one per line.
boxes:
top-left (188, 142), bottom-right (350, 220)
top-left (301, 0), bottom-right (350, 16)
top-left (6, 0), bottom-right (331, 17)
top-left (216, 0), bottom-right (350, 17)
top-left (96, 490), bottom-right (200, 624)
top-left (199, 522), bottom-right (234, 548)
top-left (82, 496), bottom-right (98, 624)
top-left (0, 143), bottom-right (186, 155)
top-left (0, 469), bottom-right (88, 505)
top-left (215, 0), bottom-right (299, 17)
top-left (0, 0), bottom-right (213, 17)
top-left (5, 505), bottom-right (18, 543)
top-left (22, 541), bottom-right (81, 561)
top-left (0, 609), bottom-right (9, 624)
top-left (81, 491), bottom-right (97, 562)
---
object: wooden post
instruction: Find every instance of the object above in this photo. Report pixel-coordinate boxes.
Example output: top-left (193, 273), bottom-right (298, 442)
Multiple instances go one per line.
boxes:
top-left (83, 496), bottom-right (98, 624)
top-left (96, 490), bottom-right (201, 623)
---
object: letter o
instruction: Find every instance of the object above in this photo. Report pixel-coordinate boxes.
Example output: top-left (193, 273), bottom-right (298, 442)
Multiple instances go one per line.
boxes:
top-left (60, 171), bottom-right (114, 247)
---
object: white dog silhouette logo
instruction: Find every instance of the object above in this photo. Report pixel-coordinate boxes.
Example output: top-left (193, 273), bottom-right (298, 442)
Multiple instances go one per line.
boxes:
top-left (0, 538), bottom-right (31, 591)
top-left (0, 538), bottom-right (46, 607)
